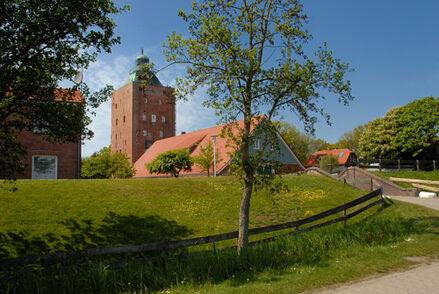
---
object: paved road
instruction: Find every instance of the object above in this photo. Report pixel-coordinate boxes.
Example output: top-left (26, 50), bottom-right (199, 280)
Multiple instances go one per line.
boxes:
top-left (315, 196), bottom-right (439, 294)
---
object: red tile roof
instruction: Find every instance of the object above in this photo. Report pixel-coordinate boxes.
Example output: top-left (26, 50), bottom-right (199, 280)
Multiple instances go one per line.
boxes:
top-left (133, 116), bottom-right (264, 177)
top-left (54, 89), bottom-right (83, 102)
top-left (305, 148), bottom-right (356, 167)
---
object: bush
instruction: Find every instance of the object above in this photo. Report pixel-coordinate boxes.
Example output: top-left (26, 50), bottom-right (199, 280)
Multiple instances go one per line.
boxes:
top-left (319, 154), bottom-right (339, 173)
top-left (81, 146), bottom-right (135, 178)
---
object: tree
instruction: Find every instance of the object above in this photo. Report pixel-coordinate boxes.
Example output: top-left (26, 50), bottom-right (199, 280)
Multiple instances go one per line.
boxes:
top-left (146, 149), bottom-right (193, 178)
top-left (81, 146), bottom-right (135, 179)
top-left (319, 154), bottom-right (339, 173)
top-left (0, 0), bottom-right (127, 180)
top-left (358, 97), bottom-right (439, 159)
top-left (164, 0), bottom-right (353, 251)
top-left (333, 124), bottom-right (364, 152)
top-left (193, 141), bottom-right (222, 177)
top-left (274, 121), bottom-right (331, 163)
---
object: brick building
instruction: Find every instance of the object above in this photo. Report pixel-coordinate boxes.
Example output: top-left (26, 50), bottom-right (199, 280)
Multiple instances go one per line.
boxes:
top-left (111, 54), bottom-right (176, 163)
top-left (15, 90), bottom-right (82, 179)
top-left (17, 130), bottom-right (81, 179)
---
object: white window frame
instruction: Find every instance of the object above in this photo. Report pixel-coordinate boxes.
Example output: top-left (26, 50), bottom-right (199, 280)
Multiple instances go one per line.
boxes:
top-left (161, 115), bottom-right (165, 123)
top-left (144, 98), bottom-right (148, 104)
top-left (151, 114), bottom-right (156, 123)
top-left (142, 113), bottom-right (146, 121)
top-left (142, 130), bottom-right (147, 137)
top-left (32, 155), bottom-right (58, 180)
top-left (159, 130), bottom-right (163, 137)
top-left (254, 139), bottom-right (260, 150)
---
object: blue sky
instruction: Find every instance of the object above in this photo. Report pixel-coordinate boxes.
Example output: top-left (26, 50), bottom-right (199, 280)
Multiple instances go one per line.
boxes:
top-left (81, 0), bottom-right (439, 157)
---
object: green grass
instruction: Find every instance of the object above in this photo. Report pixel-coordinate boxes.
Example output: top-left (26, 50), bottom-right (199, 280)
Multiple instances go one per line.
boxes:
top-left (0, 175), bottom-right (364, 259)
top-left (1, 175), bottom-right (439, 293)
top-left (371, 170), bottom-right (439, 188)
top-left (2, 199), bottom-right (439, 293)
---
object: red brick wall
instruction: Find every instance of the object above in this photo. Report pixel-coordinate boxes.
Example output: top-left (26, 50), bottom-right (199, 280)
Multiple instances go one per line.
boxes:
top-left (16, 130), bottom-right (80, 179)
top-left (111, 83), bottom-right (176, 164)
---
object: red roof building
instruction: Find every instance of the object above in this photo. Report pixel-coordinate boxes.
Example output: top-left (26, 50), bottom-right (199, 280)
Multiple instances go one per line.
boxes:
top-left (133, 117), bottom-right (305, 178)
top-left (305, 148), bottom-right (357, 167)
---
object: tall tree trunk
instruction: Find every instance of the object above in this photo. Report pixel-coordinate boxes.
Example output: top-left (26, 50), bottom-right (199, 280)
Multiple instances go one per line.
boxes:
top-left (237, 177), bottom-right (253, 252)
top-left (237, 113), bottom-right (253, 253)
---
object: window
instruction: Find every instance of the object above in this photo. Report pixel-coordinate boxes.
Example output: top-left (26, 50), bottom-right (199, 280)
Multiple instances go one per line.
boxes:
top-left (123, 116), bottom-right (125, 123)
top-left (144, 98), bottom-right (148, 104)
top-left (270, 143), bottom-right (275, 151)
top-left (338, 151), bottom-right (345, 158)
top-left (32, 155), bottom-right (57, 179)
top-left (161, 115), bottom-right (165, 123)
top-left (115, 119), bottom-right (118, 126)
top-left (115, 104), bottom-right (117, 109)
top-left (143, 130), bottom-right (147, 137)
top-left (142, 113), bottom-right (146, 121)
top-left (151, 114), bottom-right (156, 122)
top-left (253, 139), bottom-right (260, 150)
top-left (159, 130), bottom-right (163, 137)
top-left (115, 134), bottom-right (117, 140)
top-left (158, 99), bottom-right (162, 105)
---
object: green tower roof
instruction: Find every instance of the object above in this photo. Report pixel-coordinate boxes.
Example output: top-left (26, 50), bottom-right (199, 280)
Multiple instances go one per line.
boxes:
top-left (124, 54), bottom-right (162, 86)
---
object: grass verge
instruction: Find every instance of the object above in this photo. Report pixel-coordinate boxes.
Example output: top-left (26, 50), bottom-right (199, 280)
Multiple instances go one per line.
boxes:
top-left (370, 170), bottom-right (439, 189)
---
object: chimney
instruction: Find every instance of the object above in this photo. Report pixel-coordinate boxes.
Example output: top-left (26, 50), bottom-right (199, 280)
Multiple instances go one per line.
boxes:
top-left (181, 131), bottom-right (186, 135)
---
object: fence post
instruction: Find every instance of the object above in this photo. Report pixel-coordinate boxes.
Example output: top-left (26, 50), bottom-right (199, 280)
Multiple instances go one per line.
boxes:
top-left (433, 160), bottom-right (436, 171)
top-left (398, 159), bottom-right (401, 171)
top-left (379, 159), bottom-right (382, 172)
top-left (370, 178), bottom-right (373, 191)
top-left (357, 158), bottom-right (360, 167)
top-left (380, 187), bottom-right (384, 207)
top-left (342, 203), bottom-right (347, 228)
top-left (416, 160), bottom-right (420, 171)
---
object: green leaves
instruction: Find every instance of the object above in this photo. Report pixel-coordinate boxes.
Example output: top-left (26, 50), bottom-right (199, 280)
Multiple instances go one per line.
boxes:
top-left (81, 147), bottom-right (135, 179)
top-left (146, 149), bottom-right (193, 178)
top-left (358, 97), bottom-right (439, 159)
top-left (0, 0), bottom-right (126, 179)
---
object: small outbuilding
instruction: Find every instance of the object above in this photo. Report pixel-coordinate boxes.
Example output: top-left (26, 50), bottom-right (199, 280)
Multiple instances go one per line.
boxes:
top-left (305, 148), bottom-right (357, 170)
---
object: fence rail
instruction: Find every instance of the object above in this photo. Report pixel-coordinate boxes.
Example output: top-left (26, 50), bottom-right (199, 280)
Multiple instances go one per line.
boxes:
top-left (355, 159), bottom-right (437, 171)
top-left (0, 188), bottom-right (384, 268)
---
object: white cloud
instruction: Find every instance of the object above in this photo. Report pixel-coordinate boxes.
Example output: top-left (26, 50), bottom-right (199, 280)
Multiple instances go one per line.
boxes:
top-left (81, 56), bottom-right (131, 157)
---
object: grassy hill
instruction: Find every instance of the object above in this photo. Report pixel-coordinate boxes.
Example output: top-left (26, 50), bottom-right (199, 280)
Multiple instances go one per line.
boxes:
top-left (2, 174), bottom-right (439, 293)
top-left (0, 174), bottom-right (365, 258)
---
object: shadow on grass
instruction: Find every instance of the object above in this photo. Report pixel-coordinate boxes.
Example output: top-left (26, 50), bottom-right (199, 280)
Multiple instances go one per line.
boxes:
top-left (3, 205), bottom-right (439, 293)
top-left (0, 212), bottom-right (192, 259)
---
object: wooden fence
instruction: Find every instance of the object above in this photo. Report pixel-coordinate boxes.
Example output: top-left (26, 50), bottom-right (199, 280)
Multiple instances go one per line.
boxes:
top-left (0, 188), bottom-right (384, 268)
top-left (355, 159), bottom-right (438, 172)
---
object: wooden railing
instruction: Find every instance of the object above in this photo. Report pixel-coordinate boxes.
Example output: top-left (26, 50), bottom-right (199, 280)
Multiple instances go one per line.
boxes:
top-left (356, 158), bottom-right (438, 171)
top-left (0, 188), bottom-right (384, 268)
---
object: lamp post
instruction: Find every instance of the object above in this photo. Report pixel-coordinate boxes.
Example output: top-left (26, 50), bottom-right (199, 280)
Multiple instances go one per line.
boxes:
top-left (212, 135), bottom-right (217, 177)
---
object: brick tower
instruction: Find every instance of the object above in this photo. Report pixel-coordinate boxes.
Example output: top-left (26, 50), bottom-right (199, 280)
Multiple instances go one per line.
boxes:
top-left (111, 53), bottom-right (176, 163)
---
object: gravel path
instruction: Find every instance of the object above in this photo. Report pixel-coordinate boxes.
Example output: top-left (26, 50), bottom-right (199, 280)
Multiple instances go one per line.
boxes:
top-left (315, 196), bottom-right (439, 294)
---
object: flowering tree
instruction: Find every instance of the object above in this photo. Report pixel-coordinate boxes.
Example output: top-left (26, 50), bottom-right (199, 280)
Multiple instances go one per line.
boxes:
top-left (358, 97), bottom-right (439, 159)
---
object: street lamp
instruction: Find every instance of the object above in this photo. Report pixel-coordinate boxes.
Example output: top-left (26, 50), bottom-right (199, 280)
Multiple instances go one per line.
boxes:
top-left (211, 135), bottom-right (217, 177)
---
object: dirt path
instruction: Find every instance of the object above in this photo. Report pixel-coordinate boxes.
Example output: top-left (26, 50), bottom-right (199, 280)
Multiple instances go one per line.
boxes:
top-left (315, 196), bottom-right (439, 294)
